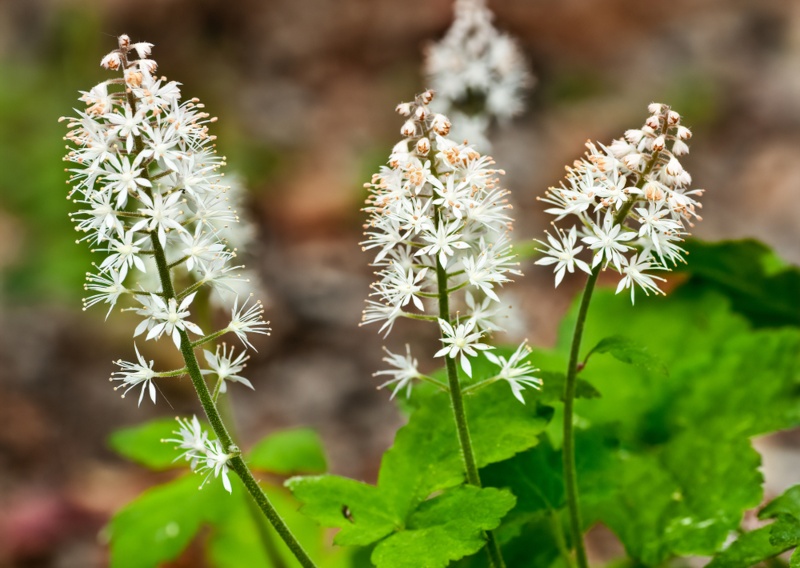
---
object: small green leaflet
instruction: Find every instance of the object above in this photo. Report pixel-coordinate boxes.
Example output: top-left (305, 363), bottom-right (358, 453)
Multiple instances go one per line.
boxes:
top-left (583, 335), bottom-right (668, 376)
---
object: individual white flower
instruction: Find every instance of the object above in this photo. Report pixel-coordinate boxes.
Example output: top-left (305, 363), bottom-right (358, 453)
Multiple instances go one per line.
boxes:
top-left (198, 439), bottom-right (234, 494)
top-left (178, 225), bottom-right (228, 271)
top-left (131, 190), bottom-right (186, 248)
top-left (435, 318), bottom-right (493, 377)
top-left (83, 268), bottom-right (128, 318)
top-left (581, 211), bottom-right (637, 270)
top-left (615, 254), bottom-right (666, 304)
top-left (534, 227), bottom-right (591, 287)
top-left (374, 345), bottom-right (420, 399)
top-left (142, 293), bottom-right (203, 348)
top-left (111, 344), bottom-right (157, 405)
top-left (227, 296), bottom-right (270, 350)
top-left (201, 343), bottom-right (253, 393)
top-left (164, 415), bottom-right (209, 469)
top-left (377, 263), bottom-right (429, 310)
top-left (98, 230), bottom-right (149, 279)
top-left (415, 221), bottom-right (471, 269)
top-left (102, 155), bottom-right (152, 208)
top-left (484, 342), bottom-right (542, 404)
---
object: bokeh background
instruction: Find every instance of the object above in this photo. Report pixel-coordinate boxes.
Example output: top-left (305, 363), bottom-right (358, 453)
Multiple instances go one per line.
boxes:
top-left (1, 0), bottom-right (799, 566)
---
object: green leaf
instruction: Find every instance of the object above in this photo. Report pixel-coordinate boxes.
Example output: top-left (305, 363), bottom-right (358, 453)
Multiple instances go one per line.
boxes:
top-left (370, 486), bottom-right (515, 568)
top-left (676, 239), bottom-right (800, 327)
top-left (706, 523), bottom-right (789, 568)
top-left (108, 474), bottom-right (228, 568)
top-left (584, 335), bottom-right (668, 376)
top-left (761, 485), bottom-right (800, 520)
top-left (705, 512), bottom-right (800, 568)
top-left (108, 418), bottom-right (193, 471)
top-left (248, 428), bottom-right (327, 475)
top-left (289, 381), bottom-right (549, 554)
top-left (286, 475), bottom-right (400, 547)
top-left (792, 546), bottom-right (800, 568)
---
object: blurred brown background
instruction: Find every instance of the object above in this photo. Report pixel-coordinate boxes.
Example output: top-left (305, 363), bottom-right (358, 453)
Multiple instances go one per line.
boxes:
top-left (1, 0), bottom-right (799, 566)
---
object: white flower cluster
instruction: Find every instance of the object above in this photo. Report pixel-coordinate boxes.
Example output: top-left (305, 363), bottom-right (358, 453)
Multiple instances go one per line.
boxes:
top-left (62, 35), bottom-right (270, 408)
top-left (535, 103), bottom-right (704, 302)
top-left (424, 0), bottom-right (532, 150)
top-left (362, 90), bottom-right (540, 402)
top-left (165, 416), bottom-right (235, 493)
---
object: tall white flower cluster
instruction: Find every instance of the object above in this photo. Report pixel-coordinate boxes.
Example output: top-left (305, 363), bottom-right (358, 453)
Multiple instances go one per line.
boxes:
top-left (535, 103), bottom-right (704, 302)
top-left (61, 35), bottom-right (269, 412)
top-left (362, 90), bottom-right (540, 403)
top-left (424, 0), bottom-right (532, 150)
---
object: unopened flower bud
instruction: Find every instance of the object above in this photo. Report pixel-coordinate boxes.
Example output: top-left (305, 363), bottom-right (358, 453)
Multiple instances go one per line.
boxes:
top-left (101, 52), bottom-right (122, 71)
top-left (419, 90), bottom-right (434, 105)
top-left (396, 102), bottom-right (412, 116)
top-left (139, 59), bottom-right (158, 74)
top-left (672, 139), bottom-right (689, 156)
top-left (652, 135), bottom-right (665, 151)
top-left (415, 105), bottom-right (429, 121)
top-left (431, 114), bottom-right (451, 136)
top-left (676, 126), bottom-right (692, 140)
top-left (400, 120), bottom-right (416, 138)
top-left (665, 156), bottom-right (684, 176)
top-left (645, 115), bottom-right (660, 130)
top-left (118, 35), bottom-right (131, 50)
top-left (416, 137), bottom-right (430, 155)
top-left (647, 102), bottom-right (663, 115)
top-left (625, 129), bottom-right (645, 144)
top-left (132, 42), bottom-right (153, 59)
top-left (667, 110), bottom-right (680, 125)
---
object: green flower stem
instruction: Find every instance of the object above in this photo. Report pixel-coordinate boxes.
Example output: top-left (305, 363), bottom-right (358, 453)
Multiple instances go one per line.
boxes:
top-left (560, 140), bottom-right (665, 567)
top-left (121, 65), bottom-right (317, 568)
top-left (416, 374), bottom-right (450, 391)
top-left (190, 328), bottom-right (229, 348)
top-left (562, 267), bottom-right (599, 568)
top-left (211, 375), bottom-right (225, 403)
top-left (433, 207), bottom-right (506, 568)
top-left (177, 278), bottom-right (207, 301)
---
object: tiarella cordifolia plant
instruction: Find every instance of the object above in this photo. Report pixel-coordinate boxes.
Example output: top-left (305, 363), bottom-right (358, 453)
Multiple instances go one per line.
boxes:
top-left (424, 0), bottom-right (532, 150)
top-left (535, 103), bottom-right (704, 568)
top-left (61, 35), bottom-right (317, 568)
top-left (362, 89), bottom-right (540, 568)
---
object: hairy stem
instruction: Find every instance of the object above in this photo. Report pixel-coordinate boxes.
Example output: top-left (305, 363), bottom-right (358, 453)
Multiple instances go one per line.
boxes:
top-left (433, 206), bottom-right (506, 568)
top-left (560, 139), bottom-right (665, 568)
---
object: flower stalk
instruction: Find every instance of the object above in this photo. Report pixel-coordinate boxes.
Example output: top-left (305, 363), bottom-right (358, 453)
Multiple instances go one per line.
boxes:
top-left (536, 104), bottom-right (703, 566)
top-left (64, 35), bottom-right (317, 568)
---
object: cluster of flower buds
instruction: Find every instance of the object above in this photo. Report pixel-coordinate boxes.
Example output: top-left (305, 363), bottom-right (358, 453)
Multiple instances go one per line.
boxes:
top-left (424, 0), bottom-right (532, 150)
top-left (362, 90), bottom-right (541, 403)
top-left (62, 35), bottom-right (270, 409)
top-left (535, 103), bottom-right (704, 302)
top-left (165, 416), bottom-right (236, 493)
